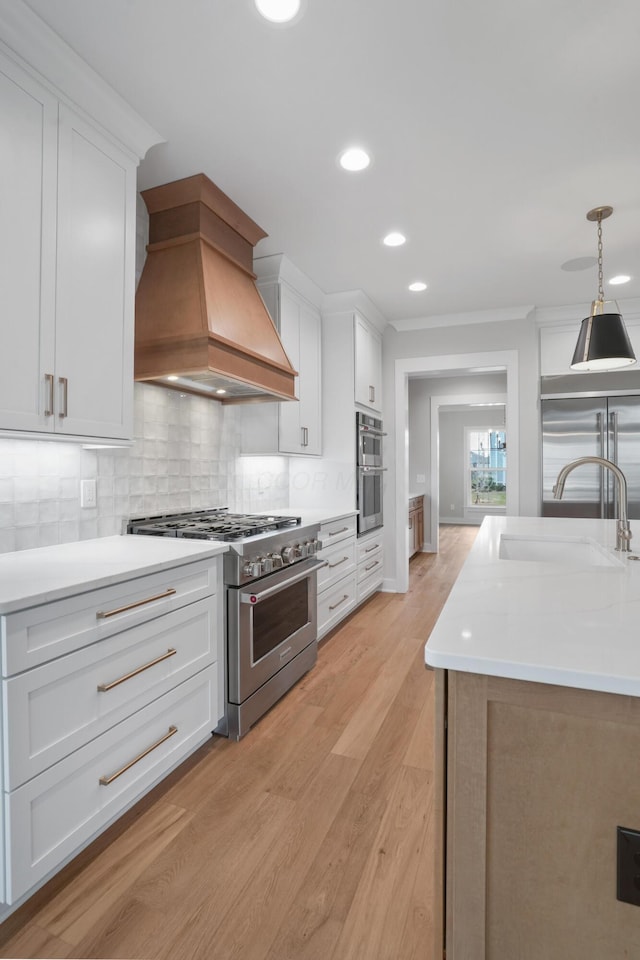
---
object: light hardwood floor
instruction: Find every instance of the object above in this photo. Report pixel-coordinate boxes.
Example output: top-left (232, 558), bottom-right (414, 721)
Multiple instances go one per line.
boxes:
top-left (0, 524), bottom-right (478, 960)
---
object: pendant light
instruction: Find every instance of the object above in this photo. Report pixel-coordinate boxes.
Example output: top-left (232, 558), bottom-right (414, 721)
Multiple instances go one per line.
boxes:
top-left (571, 206), bottom-right (636, 371)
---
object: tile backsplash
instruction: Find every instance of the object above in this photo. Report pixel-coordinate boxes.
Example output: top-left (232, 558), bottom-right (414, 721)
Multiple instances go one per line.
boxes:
top-left (0, 384), bottom-right (289, 554)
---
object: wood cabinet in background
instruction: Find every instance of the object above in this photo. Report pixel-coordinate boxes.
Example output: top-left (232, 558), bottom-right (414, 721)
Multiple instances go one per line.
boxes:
top-left (240, 255), bottom-right (322, 456)
top-left (0, 42), bottom-right (145, 442)
top-left (408, 495), bottom-right (424, 558)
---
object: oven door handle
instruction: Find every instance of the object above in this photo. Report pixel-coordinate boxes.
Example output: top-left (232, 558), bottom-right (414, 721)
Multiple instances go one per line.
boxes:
top-left (360, 466), bottom-right (388, 472)
top-left (358, 426), bottom-right (387, 437)
top-left (240, 559), bottom-right (323, 604)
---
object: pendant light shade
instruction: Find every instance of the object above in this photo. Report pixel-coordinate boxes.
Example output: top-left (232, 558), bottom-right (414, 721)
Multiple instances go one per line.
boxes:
top-left (571, 309), bottom-right (636, 371)
top-left (570, 206), bottom-right (636, 371)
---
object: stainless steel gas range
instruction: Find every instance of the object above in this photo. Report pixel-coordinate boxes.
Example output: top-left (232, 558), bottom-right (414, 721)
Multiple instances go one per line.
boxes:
top-left (127, 509), bottom-right (323, 739)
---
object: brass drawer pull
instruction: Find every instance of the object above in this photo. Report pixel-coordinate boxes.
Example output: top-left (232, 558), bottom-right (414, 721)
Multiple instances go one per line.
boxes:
top-left (328, 526), bottom-right (349, 537)
top-left (97, 648), bottom-right (177, 692)
top-left (96, 588), bottom-right (176, 619)
top-left (328, 556), bottom-right (349, 569)
top-left (329, 594), bottom-right (349, 611)
top-left (365, 560), bottom-right (380, 572)
top-left (58, 376), bottom-right (68, 418)
top-left (364, 543), bottom-right (379, 553)
top-left (99, 725), bottom-right (178, 786)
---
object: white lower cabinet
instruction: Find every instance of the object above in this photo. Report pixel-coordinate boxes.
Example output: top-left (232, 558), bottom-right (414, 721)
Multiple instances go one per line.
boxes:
top-left (316, 515), bottom-right (384, 638)
top-left (0, 554), bottom-right (223, 907)
top-left (356, 530), bottom-right (384, 603)
top-left (5, 667), bottom-right (217, 903)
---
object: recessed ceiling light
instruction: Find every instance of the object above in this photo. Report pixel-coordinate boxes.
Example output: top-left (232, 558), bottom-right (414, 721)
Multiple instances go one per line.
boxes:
top-left (215, 388), bottom-right (227, 395)
top-left (609, 275), bottom-right (631, 285)
top-left (408, 281), bottom-right (427, 292)
top-left (339, 147), bottom-right (370, 172)
top-left (383, 232), bottom-right (406, 247)
top-left (254, 0), bottom-right (300, 22)
top-left (166, 375), bottom-right (179, 381)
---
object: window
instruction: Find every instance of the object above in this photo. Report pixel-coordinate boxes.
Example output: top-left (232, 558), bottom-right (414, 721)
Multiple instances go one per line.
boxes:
top-left (467, 427), bottom-right (506, 507)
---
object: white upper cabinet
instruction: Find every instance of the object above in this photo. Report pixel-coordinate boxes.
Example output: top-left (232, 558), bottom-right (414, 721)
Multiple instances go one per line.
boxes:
top-left (0, 6), bottom-right (161, 442)
top-left (354, 311), bottom-right (382, 412)
top-left (0, 54), bottom-right (58, 434)
top-left (241, 255), bottom-right (322, 456)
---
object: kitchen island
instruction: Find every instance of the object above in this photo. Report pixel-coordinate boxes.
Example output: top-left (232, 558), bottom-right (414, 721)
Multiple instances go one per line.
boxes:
top-left (425, 516), bottom-right (640, 960)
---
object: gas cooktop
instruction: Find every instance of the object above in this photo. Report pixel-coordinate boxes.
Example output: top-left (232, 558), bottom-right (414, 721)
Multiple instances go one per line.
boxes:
top-left (127, 508), bottom-right (302, 542)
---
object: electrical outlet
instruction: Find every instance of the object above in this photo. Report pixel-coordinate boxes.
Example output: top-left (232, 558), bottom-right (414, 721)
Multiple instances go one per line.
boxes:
top-left (416, 474), bottom-right (425, 484)
top-left (617, 826), bottom-right (640, 905)
top-left (450, 504), bottom-right (455, 511)
top-left (81, 478), bottom-right (97, 509)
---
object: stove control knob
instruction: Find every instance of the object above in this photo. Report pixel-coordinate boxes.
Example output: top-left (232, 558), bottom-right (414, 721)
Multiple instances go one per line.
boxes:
top-left (269, 552), bottom-right (284, 569)
top-left (262, 555), bottom-right (274, 574)
top-left (281, 545), bottom-right (298, 564)
top-left (244, 558), bottom-right (264, 578)
top-left (305, 539), bottom-right (318, 556)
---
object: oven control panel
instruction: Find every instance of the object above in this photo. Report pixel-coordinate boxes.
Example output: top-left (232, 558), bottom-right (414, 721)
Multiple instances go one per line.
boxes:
top-left (242, 538), bottom-right (319, 578)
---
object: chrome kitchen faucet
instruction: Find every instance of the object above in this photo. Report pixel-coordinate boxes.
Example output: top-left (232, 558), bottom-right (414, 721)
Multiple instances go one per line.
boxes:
top-left (553, 456), bottom-right (632, 552)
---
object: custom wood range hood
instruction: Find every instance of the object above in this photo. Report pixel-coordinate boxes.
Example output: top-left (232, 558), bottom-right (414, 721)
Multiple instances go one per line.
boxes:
top-left (134, 173), bottom-right (297, 403)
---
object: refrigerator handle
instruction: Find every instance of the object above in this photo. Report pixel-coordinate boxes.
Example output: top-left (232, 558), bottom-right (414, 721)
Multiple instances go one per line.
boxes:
top-left (598, 412), bottom-right (606, 517)
top-left (610, 410), bottom-right (619, 516)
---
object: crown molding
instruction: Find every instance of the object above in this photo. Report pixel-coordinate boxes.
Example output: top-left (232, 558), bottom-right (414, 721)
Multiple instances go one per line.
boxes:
top-left (389, 304), bottom-right (534, 332)
top-left (0, 0), bottom-right (163, 160)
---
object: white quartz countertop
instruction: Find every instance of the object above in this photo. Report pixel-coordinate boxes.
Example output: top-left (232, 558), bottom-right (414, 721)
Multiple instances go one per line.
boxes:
top-left (425, 515), bottom-right (640, 697)
top-left (0, 536), bottom-right (228, 614)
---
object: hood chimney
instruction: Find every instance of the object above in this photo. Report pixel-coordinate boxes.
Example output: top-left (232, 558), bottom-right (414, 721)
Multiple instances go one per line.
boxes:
top-left (134, 173), bottom-right (297, 403)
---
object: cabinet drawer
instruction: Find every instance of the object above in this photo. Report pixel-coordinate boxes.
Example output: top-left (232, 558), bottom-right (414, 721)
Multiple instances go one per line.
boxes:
top-left (357, 565), bottom-right (383, 603)
top-left (2, 559), bottom-right (218, 675)
top-left (357, 533), bottom-right (383, 564)
top-left (318, 515), bottom-right (357, 549)
top-left (357, 549), bottom-right (383, 586)
top-left (317, 540), bottom-right (356, 592)
top-left (5, 665), bottom-right (218, 904)
top-left (409, 496), bottom-right (424, 511)
top-left (318, 573), bottom-right (357, 639)
top-left (3, 596), bottom-right (217, 790)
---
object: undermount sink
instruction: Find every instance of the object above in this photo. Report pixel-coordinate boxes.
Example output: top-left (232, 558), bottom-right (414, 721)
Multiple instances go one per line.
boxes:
top-left (498, 534), bottom-right (623, 567)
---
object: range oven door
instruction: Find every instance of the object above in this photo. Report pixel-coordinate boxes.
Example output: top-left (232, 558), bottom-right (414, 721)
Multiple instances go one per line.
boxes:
top-left (357, 465), bottom-right (385, 533)
top-left (227, 558), bottom-right (321, 704)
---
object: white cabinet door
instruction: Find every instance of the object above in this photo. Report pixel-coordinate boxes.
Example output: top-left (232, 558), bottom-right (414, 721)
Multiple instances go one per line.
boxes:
top-left (242, 277), bottom-right (322, 456)
top-left (279, 287), bottom-right (322, 455)
top-left (0, 53), bottom-right (136, 442)
top-left (0, 53), bottom-right (57, 433)
top-left (354, 312), bottom-right (382, 411)
top-left (54, 105), bottom-right (136, 439)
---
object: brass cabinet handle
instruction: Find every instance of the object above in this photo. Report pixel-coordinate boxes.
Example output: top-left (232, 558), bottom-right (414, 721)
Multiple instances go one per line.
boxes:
top-left (58, 376), bottom-right (68, 418)
top-left (365, 560), bottom-right (380, 572)
top-left (44, 373), bottom-right (54, 416)
top-left (328, 556), bottom-right (349, 569)
top-left (301, 426), bottom-right (309, 447)
top-left (99, 725), bottom-right (178, 786)
top-left (96, 588), bottom-right (176, 619)
top-left (364, 543), bottom-right (379, 553)
top-left (369, 385), bottom-right (375, 403)
top-left (97, 648), bottom-right (177, 692)
top-left (328, 526), bottom-right (349, 537)
top-left (329, 594), bottom-right (349, 611)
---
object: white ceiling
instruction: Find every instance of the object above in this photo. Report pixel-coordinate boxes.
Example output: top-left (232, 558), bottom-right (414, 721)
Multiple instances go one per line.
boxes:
top-left (24, 0), bottom-right (640, 325)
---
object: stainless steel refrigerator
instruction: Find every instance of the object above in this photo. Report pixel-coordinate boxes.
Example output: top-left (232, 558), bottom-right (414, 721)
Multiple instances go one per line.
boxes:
top-left (541, 395), bottom-right (640, 520)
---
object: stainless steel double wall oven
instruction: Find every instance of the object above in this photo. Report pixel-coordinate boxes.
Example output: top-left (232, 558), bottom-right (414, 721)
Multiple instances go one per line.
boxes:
top-left (356, 412), bottom-right (385, 534)
top-left (128, 510), bottom-right (323, 739)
